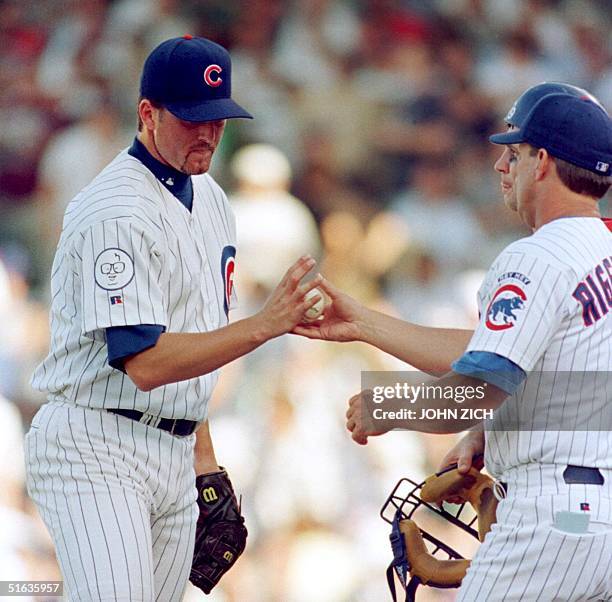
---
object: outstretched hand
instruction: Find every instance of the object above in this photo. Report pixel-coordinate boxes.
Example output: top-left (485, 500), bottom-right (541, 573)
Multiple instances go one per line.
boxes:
top-left (292, 276), bottom-right (367, 343)
top-left (255, 256), bottom-right (324, 340)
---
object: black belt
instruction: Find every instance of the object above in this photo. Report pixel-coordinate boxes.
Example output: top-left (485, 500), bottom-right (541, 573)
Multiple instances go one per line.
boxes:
top-left (500, 465), bottom-right (604, 492)
top-left (106, 409), bottom-right (198, 437)
top-left (563, 465), bottom-right (604, 485)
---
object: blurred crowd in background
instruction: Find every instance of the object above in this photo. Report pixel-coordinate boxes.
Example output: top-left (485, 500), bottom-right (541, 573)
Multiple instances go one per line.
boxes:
top-left (0, 0), bottom-right (610, 600)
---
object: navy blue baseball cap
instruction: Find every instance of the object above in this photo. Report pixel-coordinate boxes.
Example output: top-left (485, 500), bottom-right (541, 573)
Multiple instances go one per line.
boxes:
top-left (140, 35), bottom-right (252, 122)
top-left (503, 82), bottom-right (607, 128)
top-left (489, 94), bottom-right (612, 176)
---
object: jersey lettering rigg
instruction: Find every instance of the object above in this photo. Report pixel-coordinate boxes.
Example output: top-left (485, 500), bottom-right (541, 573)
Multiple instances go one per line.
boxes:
top-left (456, 217), bottom-right (612, 602)
top-left (465, 217), bottom-right (612, 480)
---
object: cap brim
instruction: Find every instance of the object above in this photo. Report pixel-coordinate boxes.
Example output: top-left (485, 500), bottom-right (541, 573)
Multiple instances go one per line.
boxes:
top-left (165, 98), bottom-right (253, 122)
top-left (489, 129), bottom-right (525, 145)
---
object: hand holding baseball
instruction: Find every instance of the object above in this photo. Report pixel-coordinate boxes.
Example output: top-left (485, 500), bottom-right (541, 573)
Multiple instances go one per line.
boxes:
top-left (302, 287), bottom-right (326, 322)
top-left (255, 256), bottom-right (324, 340)
top-left (292, 276), bottom-right (368, 342)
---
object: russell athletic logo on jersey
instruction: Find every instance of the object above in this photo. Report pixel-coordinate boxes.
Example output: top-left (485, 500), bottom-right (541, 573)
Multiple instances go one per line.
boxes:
top-left (572, 257), bottom-right (612, 326)
top-left (221, 245), bottom-right (236, 317)
top-left (485, 284), bottom-right (527, 331)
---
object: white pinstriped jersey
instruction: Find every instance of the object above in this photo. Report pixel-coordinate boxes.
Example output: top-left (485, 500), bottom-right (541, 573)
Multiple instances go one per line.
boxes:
top-left (465, 218), bottom-right (612, 477)
top-left (32, 148), bottom-right (237, 421)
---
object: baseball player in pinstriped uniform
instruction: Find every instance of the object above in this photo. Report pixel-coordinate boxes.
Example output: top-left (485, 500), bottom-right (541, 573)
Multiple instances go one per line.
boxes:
top-left (295, 85), bottom-right (612, 600)
top-left (25, 36), bottom-right (322, 601)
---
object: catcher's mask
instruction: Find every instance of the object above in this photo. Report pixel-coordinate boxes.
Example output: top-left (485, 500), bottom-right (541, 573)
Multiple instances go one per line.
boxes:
top-left (380, 463), bottom-right (501, 602)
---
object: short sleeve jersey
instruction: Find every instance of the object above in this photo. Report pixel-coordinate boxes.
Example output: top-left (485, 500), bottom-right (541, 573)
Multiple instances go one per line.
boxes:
top-left (464, 218), bottom-right (612, 475)
top-left (32, 149), bottom-right (238, 421)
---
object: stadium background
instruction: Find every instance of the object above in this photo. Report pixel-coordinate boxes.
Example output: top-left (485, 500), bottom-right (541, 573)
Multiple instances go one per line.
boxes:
top-left (0, 0), bottom-right (610, 600)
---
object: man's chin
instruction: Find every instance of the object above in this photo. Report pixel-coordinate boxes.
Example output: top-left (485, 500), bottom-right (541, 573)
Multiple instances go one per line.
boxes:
top-left (503, 195), bottom-right (518, 212)
top-left (183, 158), bottom-right (212, 175)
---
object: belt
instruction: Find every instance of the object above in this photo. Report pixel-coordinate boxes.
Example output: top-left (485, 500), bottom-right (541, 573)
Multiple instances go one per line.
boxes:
top-left (563, 465), bottom-right (604, 485)
top-left (106, 409), bottom-right (198, 437)
top-left (500, 465), bottom-right (605, 493)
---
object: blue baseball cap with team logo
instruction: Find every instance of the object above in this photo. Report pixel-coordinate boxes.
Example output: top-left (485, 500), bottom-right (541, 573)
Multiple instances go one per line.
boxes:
top-left (502, 82), bottom-right (607, 128)
top-left (140, 35), bottom-right (253, 122)
top-left (490, 93), bottom-right (611, 176)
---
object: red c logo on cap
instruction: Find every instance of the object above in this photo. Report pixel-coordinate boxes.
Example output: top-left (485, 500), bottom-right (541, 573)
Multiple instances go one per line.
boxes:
top-left (204, 64), bottom-right (223, 87)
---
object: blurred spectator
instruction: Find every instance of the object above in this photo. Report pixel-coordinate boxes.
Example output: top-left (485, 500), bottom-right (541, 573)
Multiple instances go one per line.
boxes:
top-left (354, 1), bottom-right (433, 106)
top-left (104, 0), bottom-right (192, 45)
top-left (230, 143), bottom-right (320, 302)
top-left (0, 254), bottom-right (48, 401)
top-left (292, 128), bottom-right (379, 224)
top-left (296, 57), bottom-right (382, 177)
top-left (271, 0), bottom-right (360, 91)
top-left (476, 29), bottom-right (562, 111)
top-left (35, 0), bottom-right (107, 98)
top-left (390, 159), bottom-right (489, 274)
top-left (373, 94), bottom-right (464, 193)
top-left (0, 68), bottom-right (59, 205)
top-left (0, 393), bottom-right (25, 511)
top-left (519, 0), bottom-right (580, 79)
top-left (35, 94), bottom-right (125, 258)
top-left (0, 394), bottom-right (61, 601)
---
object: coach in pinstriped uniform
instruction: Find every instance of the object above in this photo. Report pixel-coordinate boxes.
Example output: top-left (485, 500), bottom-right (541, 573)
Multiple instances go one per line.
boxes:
top-left (25, 36), bottom-right (322, 601)
top-left (296, 84), bottom-right (612, 600)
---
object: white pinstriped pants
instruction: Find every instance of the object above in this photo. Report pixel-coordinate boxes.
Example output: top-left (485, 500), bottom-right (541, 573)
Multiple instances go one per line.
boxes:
top-left (24, 401), bottom-right (198, 601)
top-left (458, 468), bottom-right (612, 602)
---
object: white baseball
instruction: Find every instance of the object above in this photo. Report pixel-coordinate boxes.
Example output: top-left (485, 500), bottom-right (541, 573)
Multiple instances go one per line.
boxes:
top-left (303, 287), bottom-right (326, 322)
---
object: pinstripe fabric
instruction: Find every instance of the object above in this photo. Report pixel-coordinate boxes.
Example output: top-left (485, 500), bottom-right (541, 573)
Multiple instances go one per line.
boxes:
top-left (27, 147), bottom-right (236, 600)
top-left (25, 401), bottom-right (197, 601)
top-left (457, 476), bottom-right (612, 601)
top-left (466, 218), bottom-right (612, 476)
top-left (31, 149), bottom-right (237, 421)
top-left (456, 218), bottom-right (612, 601)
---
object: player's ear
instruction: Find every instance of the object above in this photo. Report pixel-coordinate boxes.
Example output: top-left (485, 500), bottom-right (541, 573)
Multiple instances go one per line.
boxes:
top-left (138, 99), bottom-right (159, 132)
top-left (534, 148), bottom-right (551, 181)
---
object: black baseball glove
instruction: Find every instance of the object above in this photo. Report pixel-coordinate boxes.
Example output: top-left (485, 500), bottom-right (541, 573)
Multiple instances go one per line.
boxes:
top-left (190, 468), bottom-right (248, 594)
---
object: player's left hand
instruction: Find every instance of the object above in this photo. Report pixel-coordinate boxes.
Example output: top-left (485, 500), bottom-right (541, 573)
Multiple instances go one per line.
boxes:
top-left (345, 389), bottom-right (391, 445)
top-left (292, 276), bottom-right (369, 342)
top-left (253, 256), bottom-right (323, 340)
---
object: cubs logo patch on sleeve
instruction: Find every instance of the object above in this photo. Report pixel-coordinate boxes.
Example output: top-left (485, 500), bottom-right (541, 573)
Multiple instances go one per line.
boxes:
top-left (485, 284), bottom-right (527, 331)
top-left (220, 245), bottom-right (236, 317)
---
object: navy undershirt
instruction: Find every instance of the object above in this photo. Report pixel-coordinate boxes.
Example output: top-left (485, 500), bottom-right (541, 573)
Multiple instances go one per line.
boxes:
top-left (107, 324), bottom-right (165, 372)
top-left (106, 138), bottom-right (194, 372)
top-left (128, 137), bottom-right (194, 211)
